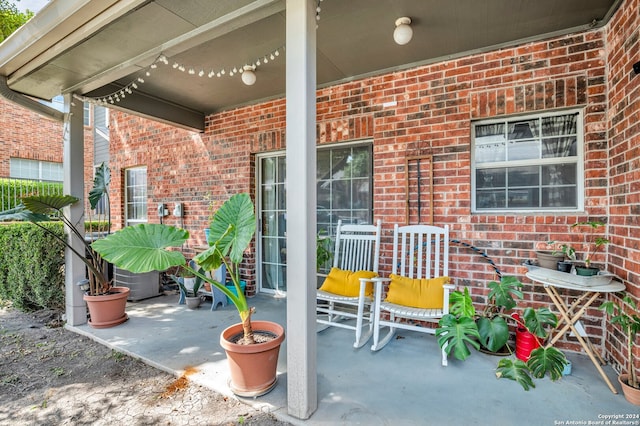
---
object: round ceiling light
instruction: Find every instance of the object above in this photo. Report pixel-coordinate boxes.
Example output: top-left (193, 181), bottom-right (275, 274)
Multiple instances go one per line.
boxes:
top-left (393, 17), bottom-right (413, 45)
top-left (241, 65), bottom-right (256, 86)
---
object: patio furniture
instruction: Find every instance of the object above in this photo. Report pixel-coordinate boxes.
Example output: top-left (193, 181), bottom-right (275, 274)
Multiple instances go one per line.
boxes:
top-left (526, 267), bottom-right (625, 394)
top-left (317, 219), bottom-right (382, 348)
top-left (197, 263), bottom-right (228, 310)
top-left (371, 224), bottom-right (454, 366)
top-left (177, 260), bottom-right (228, 310)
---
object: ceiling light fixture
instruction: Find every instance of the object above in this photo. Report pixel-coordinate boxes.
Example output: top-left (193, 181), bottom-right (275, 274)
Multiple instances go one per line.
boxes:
top-left (241, 65), bottom-right (256, 86)
top-left (393, 17), bottom-right (413, 45)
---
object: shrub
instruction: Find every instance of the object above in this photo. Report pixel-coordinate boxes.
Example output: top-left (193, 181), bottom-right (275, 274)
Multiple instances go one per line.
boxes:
top-left (0, 222), bottom-right (65, 311)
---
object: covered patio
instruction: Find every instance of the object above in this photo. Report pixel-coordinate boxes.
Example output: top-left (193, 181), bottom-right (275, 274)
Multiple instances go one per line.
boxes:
top-left (70, 292), bottom-right (632, 425)
top-left (1, 0), bottom-right (639, 421)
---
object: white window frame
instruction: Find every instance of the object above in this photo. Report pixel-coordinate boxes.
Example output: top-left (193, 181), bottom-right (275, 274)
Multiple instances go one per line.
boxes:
top-left (9, 158), bottom-right (63, 182)
top-left (124, 166), bottom-right (148, 226)
top-left (471, 109), bottom-right (584, 213)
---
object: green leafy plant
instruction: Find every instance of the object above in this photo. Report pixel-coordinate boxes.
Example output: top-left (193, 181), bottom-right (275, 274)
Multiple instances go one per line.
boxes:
top-left (436, 276), bottom-right (567, 390)
top-left (316, 232), bottom-right (333, 270)
top-left (0, 163), bottom-right (113, 296)
top-left (571, 221), bottom-right (609, 268)
top-left (548, 241), bottom-right (576, 261)
top-left (600, 294), bottom-right (640, 390)
top-left (171, 265), bottom-right (204, 297)
top-left (92, 193), bottom-right (261, 344)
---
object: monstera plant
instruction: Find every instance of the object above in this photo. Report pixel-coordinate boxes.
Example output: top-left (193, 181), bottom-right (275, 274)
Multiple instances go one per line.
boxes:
top-left (436, 276), bottom-right (568, 390)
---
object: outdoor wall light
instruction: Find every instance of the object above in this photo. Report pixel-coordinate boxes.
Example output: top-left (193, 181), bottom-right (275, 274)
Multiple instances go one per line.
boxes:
top-left (633, 60), bottom-right (640, 76)
top-left (241, 65), bottom-right (256, 86)
top-left (393, 17), bottom-right (413, 45)
top-left (77, 278), bottom-right (90, 293)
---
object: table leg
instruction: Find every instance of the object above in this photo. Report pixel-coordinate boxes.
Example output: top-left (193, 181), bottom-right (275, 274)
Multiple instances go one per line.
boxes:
top-left (547, 288), bottom-right (607, 364)
top-left (543, 286), bottom-right (618, 394)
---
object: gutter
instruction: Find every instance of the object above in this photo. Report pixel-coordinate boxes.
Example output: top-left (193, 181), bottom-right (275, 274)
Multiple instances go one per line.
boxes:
top-left (0, 76), bottom-right (64, 121)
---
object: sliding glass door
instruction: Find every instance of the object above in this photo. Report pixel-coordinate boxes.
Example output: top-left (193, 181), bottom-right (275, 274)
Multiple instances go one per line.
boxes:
top-left (256, 142), bottom-right (372, 295)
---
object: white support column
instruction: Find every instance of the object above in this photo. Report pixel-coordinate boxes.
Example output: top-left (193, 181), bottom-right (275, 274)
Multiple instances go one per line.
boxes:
top-left (285, 0), bottom-right (317, 419)
top-left (63, 94), bottom-right (88, 326)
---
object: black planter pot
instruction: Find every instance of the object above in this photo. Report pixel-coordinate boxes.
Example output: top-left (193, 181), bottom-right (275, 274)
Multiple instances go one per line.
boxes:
top-left (557, 261), bottom-right (573, 273)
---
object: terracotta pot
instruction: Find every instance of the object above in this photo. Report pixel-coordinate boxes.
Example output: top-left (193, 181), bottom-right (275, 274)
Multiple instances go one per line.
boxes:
top-left (220, 320), bottom-right (285, 397)
top-left (83, 286), bottom-right (130, 329)
top-left (536, 251), bottom-right (565, 269)
top-left (618, 374), bottom-right (640, 406)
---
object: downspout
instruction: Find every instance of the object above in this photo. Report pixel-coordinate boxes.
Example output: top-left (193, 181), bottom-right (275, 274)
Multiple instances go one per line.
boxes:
top-left (0, 76), bottom-right (64, 122)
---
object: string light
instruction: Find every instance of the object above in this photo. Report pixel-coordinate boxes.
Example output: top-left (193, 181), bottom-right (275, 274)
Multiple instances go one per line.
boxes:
top-left (77, 0), bottom-right (324, 105)
top-left (167, 45), bottom-right (285, 82)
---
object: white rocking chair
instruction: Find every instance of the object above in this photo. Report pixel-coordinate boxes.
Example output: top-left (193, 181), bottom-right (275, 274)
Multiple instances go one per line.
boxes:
top-left (371, 224), bottom-right (454, 366)
top-left (316, 219), bottom-right (382, 348)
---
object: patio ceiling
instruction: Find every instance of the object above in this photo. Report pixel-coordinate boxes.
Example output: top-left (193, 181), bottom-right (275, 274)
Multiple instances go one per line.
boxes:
top-left (0, 0), bottom-right (621, 131)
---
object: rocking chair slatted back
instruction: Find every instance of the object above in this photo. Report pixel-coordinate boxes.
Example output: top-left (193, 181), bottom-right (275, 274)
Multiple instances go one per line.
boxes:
top-left (371, 224), bottom-right (454, 366)
top-left (317, 219), bottom-right (382, 348)
top-left (393, 224), bottom-right (448, 279)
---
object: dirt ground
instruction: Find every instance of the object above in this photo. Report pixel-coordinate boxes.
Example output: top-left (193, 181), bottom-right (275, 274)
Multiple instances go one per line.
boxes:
top-left (0, 304), bottom-right (291, 426)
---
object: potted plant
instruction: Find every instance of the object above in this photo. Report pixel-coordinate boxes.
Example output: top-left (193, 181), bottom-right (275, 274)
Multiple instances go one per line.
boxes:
top-left (570, 221), bottom-right (610, 276)
top-left (553, 243), bottom-right (576, 273)
top-left (316, 230), bottom-right (333, 271)
top-left (535, 243), bottom-right (566, 270)
top-left (171, 265), bottom-right (204, 309)
top-left (600, 294), bottom-right (640, 405)
top-left (92, 193), bottom-right (285, 397)
top-left (0, 163), bottom-right (130, 328)
top-left (436, 276), bottom-right (568, 390)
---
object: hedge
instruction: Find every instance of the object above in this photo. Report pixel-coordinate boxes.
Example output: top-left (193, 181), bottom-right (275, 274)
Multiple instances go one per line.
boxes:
top-left (0, 222), bottom-right (66, 311)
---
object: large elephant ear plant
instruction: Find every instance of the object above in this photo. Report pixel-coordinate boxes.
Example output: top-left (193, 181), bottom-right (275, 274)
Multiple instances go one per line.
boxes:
top-left (92, 192), bottom-right (259, 343)
top-left (0, 162), bottom-right (113, 296)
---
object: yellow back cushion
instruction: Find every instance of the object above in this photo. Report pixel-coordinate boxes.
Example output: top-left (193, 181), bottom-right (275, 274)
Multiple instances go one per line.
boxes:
top-left (385, 274), bottom-right (449, 309)
top-left (319, 267), bottom-right (377, 297)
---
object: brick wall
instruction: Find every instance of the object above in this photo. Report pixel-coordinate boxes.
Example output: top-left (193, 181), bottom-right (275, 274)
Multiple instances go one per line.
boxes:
top-left (0, 97), bottom-right (63, 176)
top-left (109, 0), bottom-right (640, 359)
top-left (604, 0), bottom-right (640, 373)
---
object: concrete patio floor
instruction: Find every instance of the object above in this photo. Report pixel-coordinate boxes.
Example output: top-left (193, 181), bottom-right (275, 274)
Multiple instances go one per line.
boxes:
top-left (68, 292), bottom-right (637, 425)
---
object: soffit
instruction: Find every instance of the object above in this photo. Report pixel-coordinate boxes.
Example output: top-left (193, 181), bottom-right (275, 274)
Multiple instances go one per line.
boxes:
top-left (0, 0), bottom-right (620, 130)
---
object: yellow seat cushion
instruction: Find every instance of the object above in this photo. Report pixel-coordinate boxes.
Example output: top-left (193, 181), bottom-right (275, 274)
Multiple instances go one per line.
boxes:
top-left (384, 274), bottom-right (450, 309)
top-left (319, 267), bottom-right (377, 297)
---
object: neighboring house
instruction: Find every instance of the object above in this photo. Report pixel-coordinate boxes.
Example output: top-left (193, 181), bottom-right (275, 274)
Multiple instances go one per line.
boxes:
top-left (0, 96), bottom-right (109, 212)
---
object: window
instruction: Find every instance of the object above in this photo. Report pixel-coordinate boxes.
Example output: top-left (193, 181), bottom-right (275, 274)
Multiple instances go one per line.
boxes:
top-left (10, 158), bottom-right (63, 182)
top-left (256, 142), bottom-right (374, 293)
top-left (84, 102), bottom-right (91, 126)
top-left (124, 167), bottom-right (147, 226)
top-left (317, 143), bottom-right (373, 232)
top-left (472, 110), bottom-right (583, 212)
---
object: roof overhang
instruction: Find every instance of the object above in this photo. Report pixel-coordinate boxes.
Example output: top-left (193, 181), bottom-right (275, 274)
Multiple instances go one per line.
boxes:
top-left (0, 0), bottom-right (623, 131)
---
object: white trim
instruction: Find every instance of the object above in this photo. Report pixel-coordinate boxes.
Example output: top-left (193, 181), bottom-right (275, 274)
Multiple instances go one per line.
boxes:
top-left (471, 108), bottom-right (584, 213)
